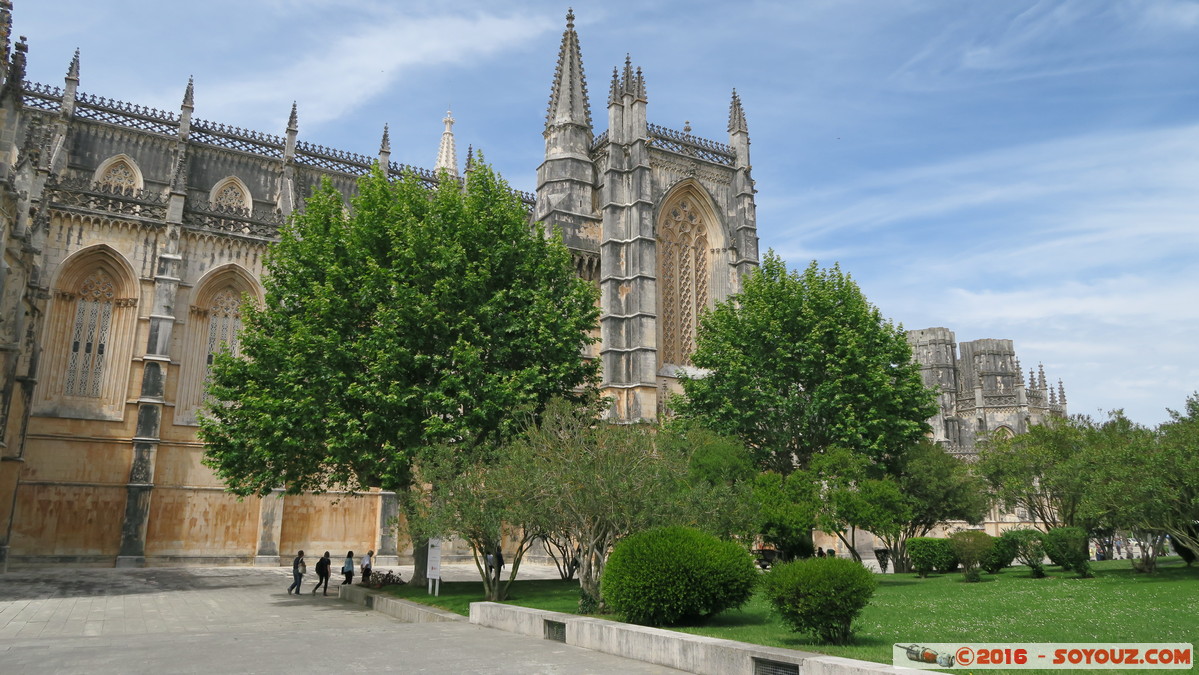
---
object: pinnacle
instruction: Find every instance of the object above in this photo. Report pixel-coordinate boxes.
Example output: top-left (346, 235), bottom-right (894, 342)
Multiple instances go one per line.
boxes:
top-left (545, 8), bottom-right (592, 129)
top-left (380, 123), bottom-right (390, 154)
top-left (287, 101), bottom-right (298, 131)
top-left (183, 76), bottom-right (194, 107)
top-left (67, 48), bottom-right (80, 80)
top-left (728, 89), bottom-right (748, 133)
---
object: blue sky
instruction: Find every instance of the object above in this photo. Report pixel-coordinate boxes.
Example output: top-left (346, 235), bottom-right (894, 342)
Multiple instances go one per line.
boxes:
top-left (16, 0), bottom-right (1199, 426)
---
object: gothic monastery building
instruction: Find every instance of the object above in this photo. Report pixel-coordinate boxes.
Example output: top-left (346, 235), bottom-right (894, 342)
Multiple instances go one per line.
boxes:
top-left (0, 7), bottom-right (761, 568)
top-left (0, 5), bottom-right (1062, 568)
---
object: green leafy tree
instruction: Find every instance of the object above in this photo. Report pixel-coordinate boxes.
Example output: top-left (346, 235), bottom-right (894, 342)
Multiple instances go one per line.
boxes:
top-left (976, 415), bottom-right (1094, 530)
top-left (676, 253), bottom-right (935, 474)
top-left (1077, 408), bottom-right (1198, 573)
top-left (503, 398), bottom-right (684, 612)
top-left (200, 164), bottom-right (599, 583)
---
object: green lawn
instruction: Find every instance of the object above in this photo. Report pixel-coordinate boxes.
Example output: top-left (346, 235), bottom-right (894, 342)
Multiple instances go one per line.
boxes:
top-left (385, 557), bottom-right (1199, 672)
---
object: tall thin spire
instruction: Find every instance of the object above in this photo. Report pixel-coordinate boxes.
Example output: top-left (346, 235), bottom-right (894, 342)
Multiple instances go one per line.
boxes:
top-left (1058, 380), bottom-right (1067, 405)
top-left (183, 76), bottom-right (194, 108)
top-left (545, 8), bottom-right (592, 129)
top-left (287, 101), bottom-right (298, 132)
top-left (67, 48), bottom-right (80, 80)
top-left (728, 89), bottom-right (747, 133)
top-left (379, 123), bottom-right (390, 154)
top-left (435, 109), bottom-right (458, 176)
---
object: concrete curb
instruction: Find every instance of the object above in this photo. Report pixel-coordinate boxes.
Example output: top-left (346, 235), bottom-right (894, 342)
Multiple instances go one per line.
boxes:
top-left (337, 583), bottom-right (466, 623)
top-left (469, 602), bottom-right (922, 675)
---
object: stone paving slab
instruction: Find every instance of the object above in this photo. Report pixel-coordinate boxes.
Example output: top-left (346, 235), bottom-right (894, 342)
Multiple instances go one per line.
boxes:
top-left (0, 563), bottom-right (687, 674)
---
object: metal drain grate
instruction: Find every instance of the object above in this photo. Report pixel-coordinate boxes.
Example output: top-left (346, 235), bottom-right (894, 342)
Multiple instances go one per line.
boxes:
top-left (543, 619), bottom-right (566, 643)
top-left (752, 657), bottom-right (799, 675)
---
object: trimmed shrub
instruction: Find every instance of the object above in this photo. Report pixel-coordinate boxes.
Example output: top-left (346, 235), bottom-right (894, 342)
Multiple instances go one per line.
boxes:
top-left (761, 557), bottom-right (877, 645)
top-left (982, 534), bottom-right (1019, 573)
top-left (949, 531), bottom-right (994, 582)
top-left (1004, 529), bottom-right (1047, 578)
top-left (602, 526), bottom-right (757, 626)
top-left (908, 537), bottom-right (957, 577)
top-left (1044, 527), bottom-right (1092, 577)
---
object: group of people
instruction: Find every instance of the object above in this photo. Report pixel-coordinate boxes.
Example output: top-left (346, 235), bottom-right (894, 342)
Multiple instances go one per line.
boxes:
top-left (286, 549), bottom-right (374, 596)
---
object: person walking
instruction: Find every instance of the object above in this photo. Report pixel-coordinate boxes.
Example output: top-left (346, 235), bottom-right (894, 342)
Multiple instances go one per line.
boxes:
top-left (360, 550), bottom-right (374, 586)
top-left (312, 551), bottom-right (331, 595)
top-left (341, 551), bottom-right (355, 586)
top-left (287, 550), bottom-right (306, 595)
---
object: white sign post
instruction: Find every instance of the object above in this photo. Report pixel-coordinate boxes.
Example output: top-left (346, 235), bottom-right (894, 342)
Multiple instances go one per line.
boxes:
top-left (426, 538), bottom-right (442, 596)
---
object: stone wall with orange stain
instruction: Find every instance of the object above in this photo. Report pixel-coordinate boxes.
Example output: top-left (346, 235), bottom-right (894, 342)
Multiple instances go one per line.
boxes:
top-left (279, 493), bottom-right (380, 558)
top-left (144, 487), bottom-right (260, 559)
top-left (11, 484), bottom-right (126, 557)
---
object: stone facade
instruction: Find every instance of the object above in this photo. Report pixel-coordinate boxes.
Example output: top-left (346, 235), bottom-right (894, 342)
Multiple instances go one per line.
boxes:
top-left (907, 327), bottom-right (1067, 456)
top-left (0, 7), bottom-right (758, 569)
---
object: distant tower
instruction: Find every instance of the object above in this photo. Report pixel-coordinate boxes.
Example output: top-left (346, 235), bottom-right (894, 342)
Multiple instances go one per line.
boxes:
top-left (907, 329), bottom-right (1066, 454)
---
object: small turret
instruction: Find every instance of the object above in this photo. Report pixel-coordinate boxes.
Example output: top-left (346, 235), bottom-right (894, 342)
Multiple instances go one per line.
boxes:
top-left (377, 124), bottom-right (390, 168)
top-left (434, 109), bottom-right (457, 176)
top-left (284, 101), bottom-right (298, 160)
top-left (728, 89), bottom-right (749, 169)
top-left (61, 49), bottom-right (79, 117)
top-left (178, 76), bottom-right (194, 139)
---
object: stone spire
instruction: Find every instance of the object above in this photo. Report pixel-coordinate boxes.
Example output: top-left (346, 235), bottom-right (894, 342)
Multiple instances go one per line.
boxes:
top-left (183, 76), bottom-right (194, 108)
top-left (177, 76), bottom-right (194, 140)
top-left (435, 109), bottom-right (458, 176)
top-left (464, 144), bottom-right (474, 172)
top-left (66, 48), bottom-right (80, 80)
top-left (377, 124), bottom-right (390, 168)
top-left (1058, 379), bottom-right (1067, 405)
top-left (1037, 363), bottom-right (1047, 390)
top-left (284, 102), bottom-right (298, 162)
top-left (728, 89), bottom-right (747, 133)
top-left (545, 8), bottom-right (591, 130)
top-left (287, 101), bottom-right (298, 132)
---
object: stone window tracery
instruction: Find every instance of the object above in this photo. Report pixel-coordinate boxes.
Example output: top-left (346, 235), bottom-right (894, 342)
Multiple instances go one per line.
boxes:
top-left (658, 196), bottom-right (710, 367)
top-left (204, 287), bottom-right (243, 375)
top-left (98, 160), bottom-right (138, 192)
top-left (63, 270), bottom-right (116, 398)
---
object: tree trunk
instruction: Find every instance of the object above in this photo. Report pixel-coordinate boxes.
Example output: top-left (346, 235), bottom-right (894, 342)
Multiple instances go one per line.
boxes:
top-left (409, 537), bottom-right (429, 586)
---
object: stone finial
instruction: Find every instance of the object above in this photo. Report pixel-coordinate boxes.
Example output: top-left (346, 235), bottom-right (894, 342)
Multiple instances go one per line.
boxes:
top-left (728, 89), bottom-right (748, 134)
top-left (1037, 363), bottom-right (1047, 390)
top-left (1049, 386), bottom-right (1057, 405)
top-left (435, 109), bottom-right (458, 176)
top-left (379, 123), bottom-right (391, 154)
top-left (7, 35), bottom-right (23, 83)
top-left (634, 66), bottom-right (646, 101)
top-left (621, 54), bottom-right (634, 96)
top-left (287, 101), bottom-right (298, 132)
top-left (465, 144), bottom-right (474, 172)
top-left (608, 66), bottom-right (619, 106)
top-left (66, 48), bottom-right (80, 80)
top-left (183, 76), bottom-right (194, 108)
top-left (1015, 358), bottom-right (1024, 386)
top-left (1058, 380), bottom-right (1067, 405)
top-left (683, 120), bottom-right (691, 134)
top-left (545, 7), bottom-right (592, 129)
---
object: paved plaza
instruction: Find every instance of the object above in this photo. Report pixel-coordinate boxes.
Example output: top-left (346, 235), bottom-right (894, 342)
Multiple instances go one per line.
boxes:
top-left (0, 563), bottom-right (688, 674)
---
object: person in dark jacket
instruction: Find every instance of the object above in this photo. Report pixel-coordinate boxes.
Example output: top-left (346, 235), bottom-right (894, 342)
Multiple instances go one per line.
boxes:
top-left (312, 551), bottom-right (332, 595)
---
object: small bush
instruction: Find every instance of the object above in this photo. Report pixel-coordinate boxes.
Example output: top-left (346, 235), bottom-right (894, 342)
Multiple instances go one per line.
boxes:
top-left (908, 538), bottom-right (957, 577)
top-left (982, 534), bottom-right (1018, 573)
top-left (761, 557), bottom-right (877, 645)
top-left (949, 531), bottom-right (994, 582)
top-left (1004, 529), bottom-right (1047, 578)
top-left (1044, 527), bottom-right (1092, 577)
top-left (602, 526), bottom-right (757, 626)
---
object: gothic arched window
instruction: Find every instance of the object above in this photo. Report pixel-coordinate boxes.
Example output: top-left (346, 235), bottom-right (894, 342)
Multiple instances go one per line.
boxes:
top-left (93, 154), bottom-right (144, 194)
top-left (176, 267), bottom-right (260, 425)
top-left (210, 177), bottom-right (252, 212)
top-left (658, 195), bottom-right (710, 367)
top-left (36, 246), bottom-right (139, 420)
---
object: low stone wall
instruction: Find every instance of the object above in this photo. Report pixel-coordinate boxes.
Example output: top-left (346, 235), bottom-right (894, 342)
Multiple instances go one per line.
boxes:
top-left (469, 602), bottom-right (920, 675)
top-left (338, 584), bottom-right (465, 623)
